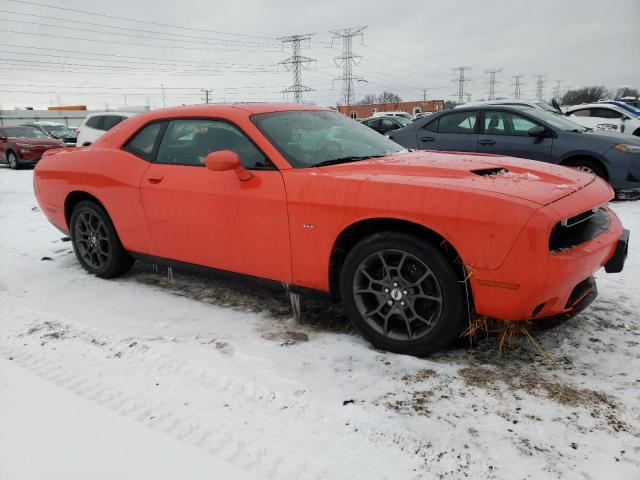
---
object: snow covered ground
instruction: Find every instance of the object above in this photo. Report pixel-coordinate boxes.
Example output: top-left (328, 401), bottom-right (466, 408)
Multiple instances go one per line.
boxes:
top-left (0, 166), bottom-right (638, 480)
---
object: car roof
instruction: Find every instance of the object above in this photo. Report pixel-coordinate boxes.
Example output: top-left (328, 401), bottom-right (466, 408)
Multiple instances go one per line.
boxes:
top-left (565, 103), bottom-right (625, 111)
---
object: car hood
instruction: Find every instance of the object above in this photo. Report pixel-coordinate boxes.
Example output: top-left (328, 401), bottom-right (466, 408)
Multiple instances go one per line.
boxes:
top-left (318, 151), bottom-right (598, 206)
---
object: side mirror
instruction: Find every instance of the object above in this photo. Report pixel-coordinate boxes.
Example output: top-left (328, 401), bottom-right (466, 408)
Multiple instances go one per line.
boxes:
top-left (205, 150), bottom-right (252, 181)
top-left (551, 98), bottom-right (562, 113)
top-left (528, 126), bottom-right (547, 137)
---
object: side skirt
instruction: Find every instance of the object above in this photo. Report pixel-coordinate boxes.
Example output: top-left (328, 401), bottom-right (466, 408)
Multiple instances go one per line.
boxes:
top-left (128, 252), bottom-right (332, 301)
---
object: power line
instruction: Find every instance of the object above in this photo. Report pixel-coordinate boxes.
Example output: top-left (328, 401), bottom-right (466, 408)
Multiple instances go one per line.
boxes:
top-left (278, 34), bottom-right (316, 103)
top-left (451, 66), bottom-right (472, 103)
top-left (511, 75), bottom-right (525, 100)
top-left (485, 68), bottom-right (502, 100)
top-left (5, 0), bottom-right (280, 40)
top-left (330, 26), bottom-right (367, 106)
top-left (534, 74), bottom-right (546, 101)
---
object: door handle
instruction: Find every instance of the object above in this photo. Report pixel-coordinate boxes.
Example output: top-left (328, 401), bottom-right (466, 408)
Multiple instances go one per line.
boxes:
top-left (479, 139), bottom-right (496, 145)
top-left (147, 174), bottom-right (164, 184)
top-left (420, 136), bottom-right (435, 142)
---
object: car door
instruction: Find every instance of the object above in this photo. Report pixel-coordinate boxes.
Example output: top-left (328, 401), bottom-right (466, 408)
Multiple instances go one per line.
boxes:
top-left (567, 108), bottom-right (598, 130)
top-left (477, 110), bottom-right (553, 161)
top-left (416, 110), bottom-right (479, 152)
top-left (588, 107), bottom-right (625, 133)
top-left (137, 118), bottom-right (292, 283)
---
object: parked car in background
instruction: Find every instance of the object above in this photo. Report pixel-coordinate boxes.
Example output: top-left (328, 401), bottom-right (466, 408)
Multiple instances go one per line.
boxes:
top-left (371, 111), bottom-right (413, 121)
top-left (0, 125), bottom-right (64, 169)
top-left (598, 100), bottom-right (640, 118)
top-left (77, 112), bottom-right (137, 146)
top-left (22, 121), bottom-right (77, 147)
top-left (456, 99), bottom-right (561, 113)
top-left (33, 104), bottom-right (628, 356)
top-left (414, 112), bottom-right (434, 119)
top-left (361, 115), bottom-right (411, 135)
top-left (565, 103), bottom-right (640, 136)
top-left (389, 105), bottom-right (640, 197)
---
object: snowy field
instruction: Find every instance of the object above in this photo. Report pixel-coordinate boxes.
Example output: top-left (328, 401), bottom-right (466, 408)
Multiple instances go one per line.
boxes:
top-left (0, 165), bottom-right (638, 480)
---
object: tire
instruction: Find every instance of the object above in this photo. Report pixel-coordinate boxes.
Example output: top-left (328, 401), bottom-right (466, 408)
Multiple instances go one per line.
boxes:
top-left (339, 232), bottom-right (466, 356)
top-left (564, 158), bottom-right (606, 179)
top-left (6, 151), bottom-right (19, 170)
top-left (69, 200), bottom-right (134, 278)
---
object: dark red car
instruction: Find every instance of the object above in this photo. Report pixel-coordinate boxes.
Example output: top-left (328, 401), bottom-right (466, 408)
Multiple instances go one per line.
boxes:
top-left (0, 126), bottom-right (64, 169)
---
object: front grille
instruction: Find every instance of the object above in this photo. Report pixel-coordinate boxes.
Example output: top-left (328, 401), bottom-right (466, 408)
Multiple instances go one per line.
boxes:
top-left (549, 207), bottom-right (609, 251)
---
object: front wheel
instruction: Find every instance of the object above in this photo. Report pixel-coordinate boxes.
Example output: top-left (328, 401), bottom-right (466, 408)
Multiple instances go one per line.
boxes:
top-left (564, 159), bottom-right (606, 179)
top-left (7, 151), bottom-right (19, 170)
top-left (70, 200), bottom-right (134, 278)
top-left (339, 233), bottom-right (466, 356)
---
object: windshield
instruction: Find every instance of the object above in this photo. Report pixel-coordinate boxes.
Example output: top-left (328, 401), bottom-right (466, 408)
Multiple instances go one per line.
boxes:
top-left (396, 116), bottom-right (412, 126)
top-left (252, 110), bottom-right (406, 168)
top-left (528, 110), bottom-right (590, 131)
top-left (4, 127), bottom-right (49, 138)
top-left (42, 125), bottom-right (76, 136)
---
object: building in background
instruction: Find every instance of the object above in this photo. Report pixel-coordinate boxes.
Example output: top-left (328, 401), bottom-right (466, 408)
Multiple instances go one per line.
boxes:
top-left (338, 100), bottom-right (445, 119)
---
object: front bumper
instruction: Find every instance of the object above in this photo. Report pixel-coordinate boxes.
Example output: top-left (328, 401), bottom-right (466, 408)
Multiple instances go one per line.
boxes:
top-left (470, 179), bottom-right (626, 321)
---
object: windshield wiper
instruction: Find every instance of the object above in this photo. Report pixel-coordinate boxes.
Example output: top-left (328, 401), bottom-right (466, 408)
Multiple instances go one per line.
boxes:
top-left (313, 155), bottom-right (384, 167)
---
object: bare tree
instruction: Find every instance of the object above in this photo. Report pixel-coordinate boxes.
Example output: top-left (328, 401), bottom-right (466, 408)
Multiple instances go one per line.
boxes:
top-left (377, 91), bottom-right (401, 103)
top-left (616, 87), bottom-right (639, 99)
top-left (561, 86), bottom-right (612, 105)
top-left (358, 94), bottom-right (378, 105)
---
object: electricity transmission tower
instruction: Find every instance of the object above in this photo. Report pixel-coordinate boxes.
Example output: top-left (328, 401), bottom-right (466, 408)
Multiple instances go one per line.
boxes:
top-left (511, 75), bottom-right (524, 100)
top-left (451, 67), bottom-right (472, 103)
top-left (201, 88), bottom-right (212, 104)
top-left (330, 26), bottom-right (367, 106)
top-left (534, 75), bottom-right (546, 101)
top-left (552, 80), bottom-right (563, 100)
top-left (485, 68), bottom-right (502, 100)
top-left (278, 34), bottom-right (316, 103)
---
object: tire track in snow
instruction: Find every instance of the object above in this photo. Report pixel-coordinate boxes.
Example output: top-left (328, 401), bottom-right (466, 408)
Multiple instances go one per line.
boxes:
top-left (0, 303), bottom-right (423, 480)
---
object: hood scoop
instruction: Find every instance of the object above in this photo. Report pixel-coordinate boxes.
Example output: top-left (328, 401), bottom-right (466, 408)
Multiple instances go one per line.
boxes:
top-left (471, 167), bottom-right (509, 176)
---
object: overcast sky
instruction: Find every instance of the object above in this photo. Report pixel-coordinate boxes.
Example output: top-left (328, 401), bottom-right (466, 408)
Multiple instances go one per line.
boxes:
top-left (1, 0), bottom-right (638, 110)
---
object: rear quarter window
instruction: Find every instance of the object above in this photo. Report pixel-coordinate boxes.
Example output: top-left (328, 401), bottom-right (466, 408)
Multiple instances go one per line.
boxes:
top-left (85, 116), bottom-right (102, 129)
top-left (101, 116), bottom-right (125, 131)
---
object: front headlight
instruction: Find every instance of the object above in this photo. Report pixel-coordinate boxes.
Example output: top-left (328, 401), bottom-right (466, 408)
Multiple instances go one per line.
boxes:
top-left (614, 144), bottom-right (640, 155)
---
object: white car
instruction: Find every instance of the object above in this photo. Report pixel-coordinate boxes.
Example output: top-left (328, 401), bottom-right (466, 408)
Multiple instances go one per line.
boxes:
top-left (77, 112), bottom-right (138, 146)
top-left (565, 103), bottom-right (640, 137)
top-left (371, 111), bottom-right (413, 121)
top-left (455, 99), bottom-right (560, 112)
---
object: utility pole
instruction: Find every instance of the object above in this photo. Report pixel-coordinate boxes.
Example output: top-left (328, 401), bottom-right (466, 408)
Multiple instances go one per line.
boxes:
top-left (451, 66), bottom-right (472, 104)
top-left (511, 75), bottom-right (524, 100)
top-left (161, 83), bottom-right (166, 108)
top-left (278, 34), bottom-right (316, 103)
top-left (422, 88), bottom-right (428, 101)
top-left (201, 88), bottom-right (213, 104)
top-left (485, 68), bottom-right (502, 100)
top-left (552, 79), bottom-right (563, 100)
top-left (330, 26), bottom-right (367, 106)
top-left (123, 94), bottom-right (127, 107)
top-left (467, 93), bottom-right (472, 103)
top-left (534, 75), bottom-right (546, 101)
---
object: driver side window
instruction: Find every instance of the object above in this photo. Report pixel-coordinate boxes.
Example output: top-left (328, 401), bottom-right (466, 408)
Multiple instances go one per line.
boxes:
top-left (155, 119), bottom-right (273, 169)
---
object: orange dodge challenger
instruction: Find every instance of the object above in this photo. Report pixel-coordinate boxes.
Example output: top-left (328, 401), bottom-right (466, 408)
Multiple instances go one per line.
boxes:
top-left (33, 104), bottom-right (630, 355)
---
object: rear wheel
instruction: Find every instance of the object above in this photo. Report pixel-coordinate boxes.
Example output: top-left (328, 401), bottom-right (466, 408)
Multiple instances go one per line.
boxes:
top-left (564, 158), bottom-right (606, 179)
top-left (339, 233), bottom-right (465, 356)
top-left (7, 151), bottom-right (19, 170)
top-left (70, 200), bottom-right (134, 278)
